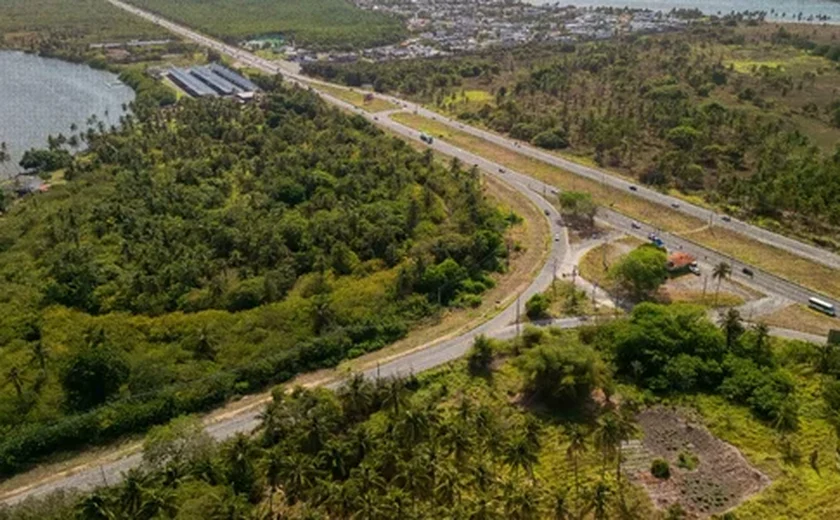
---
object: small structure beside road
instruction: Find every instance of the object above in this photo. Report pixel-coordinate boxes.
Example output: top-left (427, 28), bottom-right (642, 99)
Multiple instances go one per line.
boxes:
top-left (666, 251), bottom-right (696, 273)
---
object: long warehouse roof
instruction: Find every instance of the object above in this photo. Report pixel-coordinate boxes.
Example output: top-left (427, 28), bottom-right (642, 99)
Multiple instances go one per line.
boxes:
top-left (168, 68), bottom-right (218, 97)
top-left (208, 63), bottom-right (258, 92)
top-left (190, 66), bottom-right (239, 96)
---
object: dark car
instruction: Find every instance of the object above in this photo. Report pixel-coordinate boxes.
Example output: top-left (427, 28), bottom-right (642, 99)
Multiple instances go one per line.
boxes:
top-left (671, 202), bottom-right (680, 208)
top-left (498, 168), bottom-right (505, 173)
top-left (629, 185), bottom-right (638, 191)
top-left (742, 267), bottom-right (754, 277)
top-left (544, 209), bottom-right (550, 216)
top-left (721, 215), bottom-right (732, 222)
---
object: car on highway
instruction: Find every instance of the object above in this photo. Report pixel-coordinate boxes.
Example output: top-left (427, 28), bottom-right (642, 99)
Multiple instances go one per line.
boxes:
top-left (544, 209), bottom-right (550, 216)
top-left (742, 267), bottom-right (754, 277)
top-left (629, 185), bottom-right (638, 191)
top-left (721, 215), bottom-right (732, 222)
top-left (671, 202), bottom-right (680, 208)
top-left (631, 221), bottom-right (641, 229)
top-left (554, 234), bottom-right (560, 242)
top-left (498, 168), bottom-right (505, 173)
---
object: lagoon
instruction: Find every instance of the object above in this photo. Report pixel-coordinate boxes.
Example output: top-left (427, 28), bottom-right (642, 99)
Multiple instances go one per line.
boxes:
top-left (0, 51), bottom-right (134, 178)
top-left (530, 0), bottom-right (840, 22)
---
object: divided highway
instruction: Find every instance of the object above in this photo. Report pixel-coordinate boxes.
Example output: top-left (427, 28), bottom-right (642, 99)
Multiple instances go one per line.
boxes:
top-left (1, 0), bottom-right (835, 507)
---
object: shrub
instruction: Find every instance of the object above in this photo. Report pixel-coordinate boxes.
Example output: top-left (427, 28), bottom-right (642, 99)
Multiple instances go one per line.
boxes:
top-left (525, 293), bottom-right (551, 320)
top-left (677, 450), bottom-right (699, 470)
top-left (651, 458), bottom-right (671, 479)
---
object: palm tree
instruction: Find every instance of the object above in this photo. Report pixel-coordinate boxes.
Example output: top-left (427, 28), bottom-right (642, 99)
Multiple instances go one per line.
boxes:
top-left (503, 435), bottom-right (538, 479)
top-left (565, 424), bottom-right (587, 510)
top-left (594, 411), bottom-right (621, 479)
top-left (277, 452), bottom-right (321, 504)
top-left (551, 487), bottom-right (570, 520)
top-left (262, 448), bottom-right (284, 510)
top-left (753, 321), bottom-right (771, 364)
top-left (722, 307), bottom-right (744, 350)
top-left (29, 341), bottom-right (49, 372)
top-left (5, 367), bottom-right (25, 400)
top-left (75, 492), bottom-right (115, 520)
top-left (591, 481), bottom-right (612, 520)
top-left (339, 372), bottom-right (373, 422)
top-left (712, 261), bottom-right (731, 305)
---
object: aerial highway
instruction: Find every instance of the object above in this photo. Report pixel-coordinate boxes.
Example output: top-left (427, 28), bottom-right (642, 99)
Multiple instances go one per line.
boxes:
top-left (0, 0), bottom-right (835, 507)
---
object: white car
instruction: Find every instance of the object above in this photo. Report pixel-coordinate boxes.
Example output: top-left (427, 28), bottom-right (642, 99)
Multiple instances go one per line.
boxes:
top-left (689, 262), bottom-right (701, 276)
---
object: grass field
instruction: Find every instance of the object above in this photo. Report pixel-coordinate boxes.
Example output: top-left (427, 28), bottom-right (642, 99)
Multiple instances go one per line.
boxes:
top-left (760, 304), bottom-right (839, 337)
top-left (680, 381), bottom-right (840, 519)
top-left (0, 0), bottom-right (168, 44)
top-left (684, 228), bottom-right (840, 299)
top-left (313, 83), bottom-right (398, 113)
top-left (126, 0), bottom-right (406, 50)
top-left (662, 289), bottom-right (745, 309)
top-left (391, 112), bottom-right (840, 300)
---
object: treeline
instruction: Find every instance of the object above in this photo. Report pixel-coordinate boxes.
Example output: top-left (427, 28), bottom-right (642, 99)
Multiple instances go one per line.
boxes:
top-left (3, 303), bottom-right (828, 520)
top-left (0, 80), bottom-right (508, 475)
top-left (305, 26), bottom-right (840, 247)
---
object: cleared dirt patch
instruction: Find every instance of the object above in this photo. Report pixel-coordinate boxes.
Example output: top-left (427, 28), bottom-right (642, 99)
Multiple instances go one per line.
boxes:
top-left (760, 304), bottom-right (839, 337)
top-left (624, 406), bottom-right (771, 518)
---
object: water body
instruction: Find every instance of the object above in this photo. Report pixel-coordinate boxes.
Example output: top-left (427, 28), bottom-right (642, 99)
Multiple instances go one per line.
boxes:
top-left (530, 0), bottom-right (840, 22)
top-left (0, 51), bottom-right (134, 179)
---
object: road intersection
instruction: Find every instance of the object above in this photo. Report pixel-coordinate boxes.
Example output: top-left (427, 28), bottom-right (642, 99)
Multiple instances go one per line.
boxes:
top-left (0, 0), bottom-right (835, 506)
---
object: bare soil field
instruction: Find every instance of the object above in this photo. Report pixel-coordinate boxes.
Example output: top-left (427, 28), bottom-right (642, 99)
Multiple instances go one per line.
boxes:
top-left (624, 407), bottom-right (771, 518)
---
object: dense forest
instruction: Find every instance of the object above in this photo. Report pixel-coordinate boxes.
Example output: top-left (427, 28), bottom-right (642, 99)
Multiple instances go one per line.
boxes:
top-left (4, 303), bottom-right (839, 519)
top-left (125, 0), bottom-right (406, 50)
top-left (305, 23), bottom-right (840, 248)
top-left (0, 0), bottom-right (168, 46)
top-left (0, 78), bottom-right (510, 475)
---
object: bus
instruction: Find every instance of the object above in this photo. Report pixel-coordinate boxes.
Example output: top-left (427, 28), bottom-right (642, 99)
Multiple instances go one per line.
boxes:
top-left (808, 297), bottom-right (837, 317)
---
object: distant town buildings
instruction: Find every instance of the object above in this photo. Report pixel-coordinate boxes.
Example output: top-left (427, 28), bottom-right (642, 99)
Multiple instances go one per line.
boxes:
top-left (271, 0), bottom-right (690, 64)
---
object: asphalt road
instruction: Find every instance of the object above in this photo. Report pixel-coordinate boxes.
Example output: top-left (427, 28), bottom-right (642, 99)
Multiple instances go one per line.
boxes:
top-left (1, 0), bottom-right (833, 507)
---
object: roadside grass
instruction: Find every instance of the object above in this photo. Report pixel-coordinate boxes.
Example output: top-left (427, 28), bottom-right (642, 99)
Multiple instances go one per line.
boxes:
top-left (760, 304), bottom-right (839, 337)
top-left (677, 374), bottom-right (840, 520)
top-left (660, 288), bottom-right (745, 309)
top-left (684, 227), bottom-right (840, 299)
top-left (390, 113), bottom-right (840, 300)
top-left (312, 83), bottom-right (398, 113)
top-left (391, 113), bottom-right (705, 233)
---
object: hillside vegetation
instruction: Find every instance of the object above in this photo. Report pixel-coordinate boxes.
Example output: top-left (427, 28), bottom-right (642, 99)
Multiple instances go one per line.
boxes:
top-left (126, 0), bottom-right (406, 50)
top-left (4, 303), bottom-right (840, 519)
top-left (0, 78), bottom-right (509, 475)
top-left (305, 22), bottom-right (840, 248)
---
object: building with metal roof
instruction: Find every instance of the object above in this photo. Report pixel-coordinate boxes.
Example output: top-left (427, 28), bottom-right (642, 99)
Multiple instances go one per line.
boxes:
top-left (190, 66), bottom-right (239, 96)
top-left (208, 63), bottom-right (258, 92)
top-left (168, 68), bottom-right (218, 98)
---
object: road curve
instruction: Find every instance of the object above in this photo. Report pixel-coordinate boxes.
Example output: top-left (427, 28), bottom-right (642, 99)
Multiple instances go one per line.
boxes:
top-left (1, 0), bottom-right (834, 506)
top-left (105, 0), bottom-right (840, 312)
top-left (1, 4), bottom-right (569, 505)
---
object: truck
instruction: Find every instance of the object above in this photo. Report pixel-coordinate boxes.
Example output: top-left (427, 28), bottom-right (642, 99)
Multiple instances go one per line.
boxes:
top-left (420, 132), bottom-right (434, 145)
